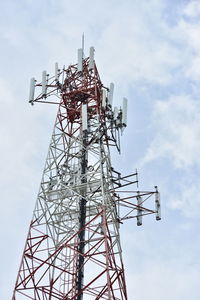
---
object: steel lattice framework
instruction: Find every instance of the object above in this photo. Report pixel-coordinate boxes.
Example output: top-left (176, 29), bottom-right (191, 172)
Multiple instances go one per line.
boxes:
top-left (12, 47), bottom-right (161, 300)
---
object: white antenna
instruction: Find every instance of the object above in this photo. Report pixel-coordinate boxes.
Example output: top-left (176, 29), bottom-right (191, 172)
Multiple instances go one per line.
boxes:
top-left (108, 82), bottom-right (114, 106)
top-left (89, 46), bottom-right (95, 70)
top-left (122, 97), bottom-right (128, 126)
top-left (82, 104), bottom-right (88, 131)
top-left (113, 106), bottom-right (119, 120)
top-left (42, 70), bottom-right (47, 96)
top-left (137, 193), bottom-right (143, 226)
top-left (29, 77), bottom-right (35, 102)
top-left (102, 89), bottom-right (107, 108)
top-left (77, 48), bottom-right (83, 72)
top-left (55, 62), bottom-right (59, 81)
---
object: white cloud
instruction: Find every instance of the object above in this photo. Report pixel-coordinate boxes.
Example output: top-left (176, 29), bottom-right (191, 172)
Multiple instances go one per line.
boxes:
top-left (169, 179), bottom-right (200, 218)
top-left (0, 0), bottom-right (185, 86)
top-left (122, 221), bottom-right (200, 300)
top-left (183, 0), bottom-right (200, 17)
top-left (140, 95), bottom-right (200, 169)
top-left (138, 94), bottom-right (200, 218)
top-left (175, 18), bottom-right (200, 80)
top-left (126, 262), bottom-right (200, 300)
top-left (1, 0), bottom-right (199, 88)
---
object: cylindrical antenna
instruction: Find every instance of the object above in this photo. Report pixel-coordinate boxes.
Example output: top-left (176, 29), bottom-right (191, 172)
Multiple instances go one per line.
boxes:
top-left (77, 48), bottom-right (83, 72)
top-left (113, 106), bottom-right (119, 120)
top-left (102, 88), bottom-right (107, 108)
top-left (42, 70), bottom-right (47, 96)
top-left (137, 193), bottom-right (143, 226)
top-left (122, 97), bottom-right (128, 126)
top-left (108, 82), bottom-right (114, 106)
top-left (155, 186), bottom-right (161, 221)
top-left (89, 46), bottom-right (95, 70)
top-left (29, 77), bottom-right (35, 103)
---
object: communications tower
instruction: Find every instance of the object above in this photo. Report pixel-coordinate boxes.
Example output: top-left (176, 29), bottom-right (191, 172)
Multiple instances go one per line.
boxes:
top-left (13, 46), bottom-right (161, 300)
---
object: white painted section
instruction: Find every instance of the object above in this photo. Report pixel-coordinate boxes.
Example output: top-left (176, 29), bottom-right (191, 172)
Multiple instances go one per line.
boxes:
top-left (82, 104), bottom-right (88, 131)
top-left (29, 77), bottom-right (35, 102)
top-left (55, 62), bottom-right (59, 81)
top-left (77, 48), bottom-right (83, 72)
top-left (108, 82), bottom-right (114, 105)
top-left (89, 46), bottom-right (95, 70)
top-left (122, 97), bottom-right (128, 126)
top-left (137, 195), bottom-right (143, 226)
top-left (102, 89), bottom-right (107, 108)
top-left (42, 70), bottom-right (47, 95)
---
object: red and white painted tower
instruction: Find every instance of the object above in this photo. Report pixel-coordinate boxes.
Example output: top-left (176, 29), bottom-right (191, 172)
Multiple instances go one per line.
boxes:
top-left (12, 46), bottom-right (161, 300)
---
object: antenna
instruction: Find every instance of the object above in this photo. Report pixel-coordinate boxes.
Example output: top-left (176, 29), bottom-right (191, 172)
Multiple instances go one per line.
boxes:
top-left (108, 82), bottom-right (114, 106)
top-left (42, 70), bottom-right (47, 96)
top-left (89, 46), bottom-right (95, 70)
top-left (29, 77), bottom-right (35, 103)
top-left (77, 48), bottom-right (83, 72)
top-left (102, 88), bottom-right (107, 108)
top-left (113, 106), bottom-right (119, 120)
top-left (122, 97), bottom-right (128, 126)
top-left (155, 186), bottom-right (161, 220)
top-left (137, 193), bottom-right (143, 226)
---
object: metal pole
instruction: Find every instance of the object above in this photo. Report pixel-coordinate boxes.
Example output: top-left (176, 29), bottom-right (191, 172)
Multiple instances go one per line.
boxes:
top-left (77, 130), bottom-right (87, 300)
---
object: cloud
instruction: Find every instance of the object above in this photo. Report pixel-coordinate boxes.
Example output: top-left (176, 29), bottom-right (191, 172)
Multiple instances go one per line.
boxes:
top-left (121, 218), bottom-right (200, 300)
top-left (0, 0), bottom-right (187, 86)
top-left (126, 262), bottom-right (200, 300)
top-left (138, 93), bottom-right (200, 218)
top-left (140, 95), bottom-right (200, 169)
top-left (182, 0), bottom-right (200, 18)
top-left (169, 178), bottom-right (200, 218)
top-left (0, 0), bottom-right (199, 89)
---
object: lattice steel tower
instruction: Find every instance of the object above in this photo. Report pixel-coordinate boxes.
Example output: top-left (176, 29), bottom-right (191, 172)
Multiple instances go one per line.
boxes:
top-left (13, 46), bottom-right (161, 300)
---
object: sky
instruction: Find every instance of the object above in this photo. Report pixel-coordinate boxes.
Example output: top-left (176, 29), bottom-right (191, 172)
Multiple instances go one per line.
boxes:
top-left (0, 0), bottom-right (200, 299)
